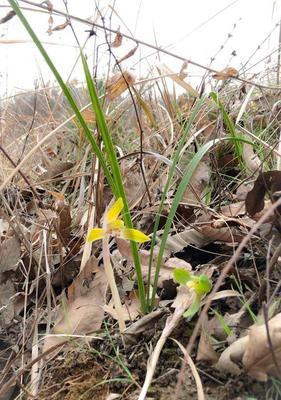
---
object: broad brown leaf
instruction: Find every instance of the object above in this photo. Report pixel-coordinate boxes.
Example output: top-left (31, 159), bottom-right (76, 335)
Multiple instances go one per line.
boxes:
top-left (43, 256), bottom-right (107, 352)
top-left (106, 71), bottom-right (135, 100)
top-left (0, 237), bottom-right (21, 273)
top-left (245, 171), bottom-right (281, 216)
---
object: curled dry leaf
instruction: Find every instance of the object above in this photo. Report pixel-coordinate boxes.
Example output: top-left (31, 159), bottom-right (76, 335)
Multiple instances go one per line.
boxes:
top-left (242, 313), bottom-right (281, 381)
top-left (117, 45), bottom-right (138, 64)
top-left (111, 31), bottom-right (123, 48)
top-left (0, 10), bottom-right (16, 24)
top-left (216, 336), bottom-right (248, 375)
top-left (165, 228), bottom-right (210, 254)
top-left (245, 171), bottom-right (281, 216)
top-left (106, 71), bottom-right (135, 101)
top-left (43, 256), bottom-right (107, 353)
top-left (51, 192), bottom-right (72, 246)
top-left (41, 0), bottom-right (53, 12)
top-left (216, 312), bottom-right (281, 381)
top-left (179, 60), bottom-right (189, 80)
top-left (212, 67), bottom-right (239, 80)
top-left (51, 20), bottom-right (70, 32)
top-left (56, 202), bottom-right (71, 246)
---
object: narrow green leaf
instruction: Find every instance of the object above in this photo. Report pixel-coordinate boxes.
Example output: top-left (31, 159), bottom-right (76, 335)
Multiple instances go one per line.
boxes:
top-left (80, 53), bottom-right (147, 312)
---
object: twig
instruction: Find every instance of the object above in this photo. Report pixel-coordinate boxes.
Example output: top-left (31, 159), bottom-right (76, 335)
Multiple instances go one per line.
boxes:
top-left (172, 338), bottom-right (205, 400)
top-left (258, 241), bottom-right (281, 306)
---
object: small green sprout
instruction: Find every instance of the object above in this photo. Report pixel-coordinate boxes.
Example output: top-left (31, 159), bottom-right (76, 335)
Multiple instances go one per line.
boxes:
top-left (173, 268), bottom-right (212, 318)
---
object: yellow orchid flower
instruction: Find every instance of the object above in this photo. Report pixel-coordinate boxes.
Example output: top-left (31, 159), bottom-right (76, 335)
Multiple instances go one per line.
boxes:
top-left (87, 197), bottom-right (150, 243)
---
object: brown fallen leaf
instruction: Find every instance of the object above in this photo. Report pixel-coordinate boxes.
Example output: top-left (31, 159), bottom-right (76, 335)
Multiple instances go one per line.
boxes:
top-left (197, 326), bottom-right (219, 363)
top-left (212, 67), bottom-right (239, 80)
top-left (0, 236), bottom-right (21, 273)
top-left (165, 228), bottom-right (211, 254)
top-left (106, 71), bottom-right (135, 100)
top-left (242, 143), bottom-right (261, 172)
top-left (43, 256), bottom-right (107, 353)
top-left (50, 192), bottom-right (72, 246)
top-left (56, 201), bottom-right (71, 246)
top-left (245, 171), bottom-right (281, 216)
top-left (216, 312), bottom-right (281, 381)
top-left (243, 313), bottom-right (281, 381)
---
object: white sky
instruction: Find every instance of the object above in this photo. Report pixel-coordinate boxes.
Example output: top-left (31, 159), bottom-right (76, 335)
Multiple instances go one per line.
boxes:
top-left (1, 0), bottom-right (281, 96)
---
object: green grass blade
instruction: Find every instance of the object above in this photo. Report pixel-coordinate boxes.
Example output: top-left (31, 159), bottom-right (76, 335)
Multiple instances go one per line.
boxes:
top-left (150, 138), bottom-right (221, 307)
top-left (210, 92), bottom-right (243, 165)
top-left (147, 98), bottom-right (206, 307)
top-left (81, 53), bottom-right (147, 312)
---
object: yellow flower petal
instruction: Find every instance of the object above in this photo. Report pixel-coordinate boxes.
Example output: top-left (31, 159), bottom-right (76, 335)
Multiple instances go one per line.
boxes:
top-left (87, 228), bottom-right (106, 242)
top-left (106, 197), bottom-right (124, 224)
top-left (120, 228), bottom-right (150, 243)
top-left (107, 219), bottom-right (124, 231)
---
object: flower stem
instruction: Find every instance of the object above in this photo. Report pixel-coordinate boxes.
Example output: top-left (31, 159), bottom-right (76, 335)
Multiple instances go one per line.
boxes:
top-left (102, 233), bottom-right (126, 332)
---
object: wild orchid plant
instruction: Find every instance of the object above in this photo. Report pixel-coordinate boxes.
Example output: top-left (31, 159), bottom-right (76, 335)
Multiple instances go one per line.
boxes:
top-left (87, 197), bottom-right (150, 332)
top-left (173, 268), bottom-right (212, 318)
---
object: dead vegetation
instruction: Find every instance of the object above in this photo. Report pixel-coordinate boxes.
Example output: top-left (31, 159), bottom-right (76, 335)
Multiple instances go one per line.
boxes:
top-left (1, 2), bottom-right (281, 400)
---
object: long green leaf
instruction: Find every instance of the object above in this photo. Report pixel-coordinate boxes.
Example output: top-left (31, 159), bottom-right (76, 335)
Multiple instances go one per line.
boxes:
top-left (81, 53), bottom-right (147, 312)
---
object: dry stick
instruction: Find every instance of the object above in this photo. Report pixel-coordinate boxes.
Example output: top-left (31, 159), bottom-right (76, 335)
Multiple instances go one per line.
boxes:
top-left (18, 0), bottom-right (281, 91)
top-left (174, 196), bottom-right (281, 400)
top-left (258, 241), bottom-right (281, 306)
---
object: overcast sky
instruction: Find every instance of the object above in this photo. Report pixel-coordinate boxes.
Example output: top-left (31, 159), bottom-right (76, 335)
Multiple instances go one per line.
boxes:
top-left (0, 0), bottom-right (281, 96)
